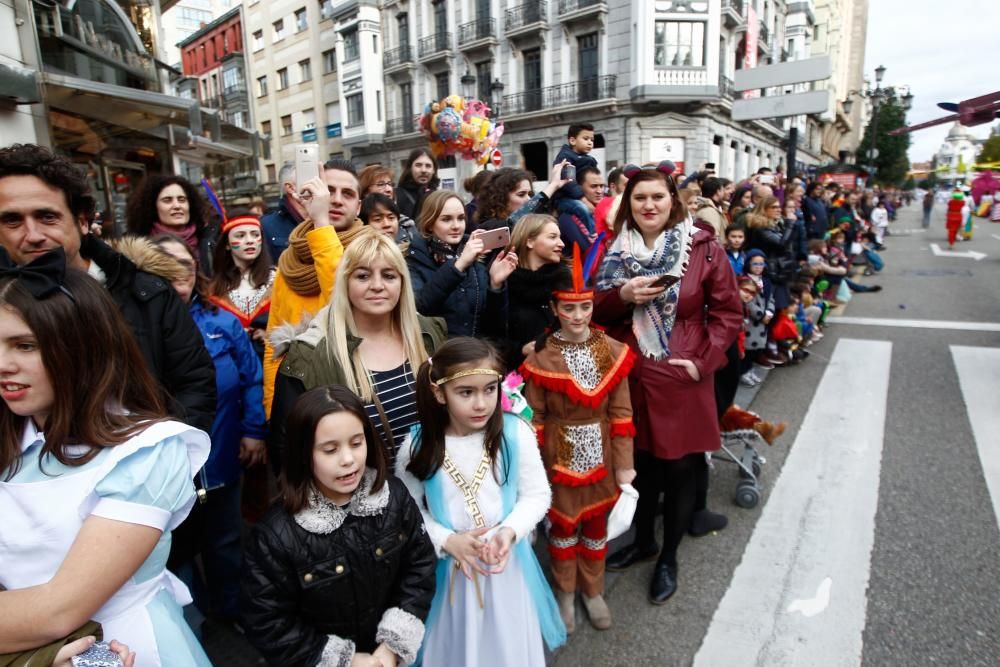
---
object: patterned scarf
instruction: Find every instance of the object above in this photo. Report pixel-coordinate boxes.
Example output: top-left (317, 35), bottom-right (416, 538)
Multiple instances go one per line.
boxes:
top-left (596, 217), bottom-right (695, 360)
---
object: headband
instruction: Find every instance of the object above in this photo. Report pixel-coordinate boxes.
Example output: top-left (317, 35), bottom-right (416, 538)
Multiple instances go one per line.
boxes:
top-left (433, 368), bottom-right (503, 387)
top-left (622, 160), bottom-right (676, 181)
top-left (0, 247), bottom-right (74, 301)
top-left (221, 215), bottom-right (261, 234)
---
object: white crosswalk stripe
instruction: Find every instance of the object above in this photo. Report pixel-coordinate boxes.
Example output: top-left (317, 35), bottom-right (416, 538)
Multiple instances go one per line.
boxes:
top-left (695, 339), bottom-right (892, 667)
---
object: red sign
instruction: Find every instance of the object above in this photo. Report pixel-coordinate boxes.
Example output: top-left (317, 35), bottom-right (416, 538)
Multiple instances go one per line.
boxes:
top-left (491, 149), bottom-right (503, 167)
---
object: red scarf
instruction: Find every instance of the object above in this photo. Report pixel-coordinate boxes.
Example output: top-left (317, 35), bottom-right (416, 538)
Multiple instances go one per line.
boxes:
top-left (151, 222), bottom-right (199, 255)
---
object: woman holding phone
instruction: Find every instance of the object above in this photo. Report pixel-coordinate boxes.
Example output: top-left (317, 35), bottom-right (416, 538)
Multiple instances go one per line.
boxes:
top-left (405, 190), bottom-right (517, 340)
top-left (593, 162), bottom-right (741, 605)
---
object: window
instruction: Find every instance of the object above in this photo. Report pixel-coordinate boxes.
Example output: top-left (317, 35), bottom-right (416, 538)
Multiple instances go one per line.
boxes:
top-left (295, 8), bottom-right (308, 32)
top-left (299, 59), bottom-right (312, 82)
top-left (273, 19), bottom-right (285, 41)
top-left (323, 49), bottom-right (337, 74)
top-left (476, 61), bottom-right (491, 102)
top-left (266, 164), bottom-right (276, 182)
top-left (436, 72), bottom-right (450, 100)
top-left (257, 75), bottom-right (268, 96)
top-left (253, 30), bottom-right (264, 51)
top-left (346, 93), bottom-right (364, 126)
top-left (261, 120), bottom-right (271, 136)
top-left (281, 114), bottom-right (293, 136)
top-left (655, 21), bottom-right (706, 67)
top-left (277, 67), bottom-right (289, 90)
top-left (344, 30), bottom-right (359, 61)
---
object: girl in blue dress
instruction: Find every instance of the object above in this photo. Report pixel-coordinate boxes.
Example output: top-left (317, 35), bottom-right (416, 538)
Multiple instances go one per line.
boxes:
top-left (0, 249), bottom-right (211, 666)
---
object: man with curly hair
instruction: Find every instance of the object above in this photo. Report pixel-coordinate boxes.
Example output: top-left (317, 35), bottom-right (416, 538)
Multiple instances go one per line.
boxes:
top-left (0, 143), bottom-right (216, 432)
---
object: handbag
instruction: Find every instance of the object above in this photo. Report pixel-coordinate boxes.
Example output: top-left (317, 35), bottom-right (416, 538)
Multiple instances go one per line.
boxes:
top-left (607, 483), bottom-right (639, 541)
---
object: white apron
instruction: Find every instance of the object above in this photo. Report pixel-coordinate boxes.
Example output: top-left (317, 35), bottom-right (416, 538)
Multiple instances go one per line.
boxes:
top-left (0, 421), bottom-right (209, 666)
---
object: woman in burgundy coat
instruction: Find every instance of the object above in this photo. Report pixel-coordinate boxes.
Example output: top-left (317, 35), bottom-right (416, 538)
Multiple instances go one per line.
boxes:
top-left (593, 162), bottom-right (741, 604)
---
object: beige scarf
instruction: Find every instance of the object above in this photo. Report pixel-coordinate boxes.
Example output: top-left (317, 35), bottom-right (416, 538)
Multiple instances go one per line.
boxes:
top-left (278, 220), bottom-right (365, 296)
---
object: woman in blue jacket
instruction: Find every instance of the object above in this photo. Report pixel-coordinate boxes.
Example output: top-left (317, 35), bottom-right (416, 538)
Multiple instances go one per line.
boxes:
top-left (406, 190), bottom-right (517, 342)
top-left (152, 234), bottom-right (267, 626)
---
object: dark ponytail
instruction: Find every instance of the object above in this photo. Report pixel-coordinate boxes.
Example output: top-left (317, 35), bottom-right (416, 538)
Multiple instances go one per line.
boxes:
top-left (407, 337), bottom-right (509, 483)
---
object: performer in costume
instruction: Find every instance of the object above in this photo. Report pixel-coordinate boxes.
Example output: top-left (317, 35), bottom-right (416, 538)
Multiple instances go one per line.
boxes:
top-left (396, 337), bottom-right (566, 667)
top-left (945, 190), bottom-right (965, 248)
top-left (207, 212), bottom-right (276, 358)
top-left (520, 245), bottom-right (636, 632)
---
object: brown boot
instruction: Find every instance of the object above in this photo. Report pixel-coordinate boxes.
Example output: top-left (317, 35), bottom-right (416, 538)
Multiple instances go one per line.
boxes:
top-left (556, 590), bottom-right (576, 634)
top-left (582, 594), bottom-right (612, 630)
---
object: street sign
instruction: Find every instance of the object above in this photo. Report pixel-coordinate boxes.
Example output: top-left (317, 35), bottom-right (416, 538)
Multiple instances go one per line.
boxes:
top-left (733, 56), bottom-right (833, 92)
top-left (491, 149), bottom-right (502, 167)
top-left (732, 90), bottom-right (831, 121)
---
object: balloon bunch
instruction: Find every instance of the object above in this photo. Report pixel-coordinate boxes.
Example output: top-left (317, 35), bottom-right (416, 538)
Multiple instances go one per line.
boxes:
top-left (418, 95), bottom-right (504, 165)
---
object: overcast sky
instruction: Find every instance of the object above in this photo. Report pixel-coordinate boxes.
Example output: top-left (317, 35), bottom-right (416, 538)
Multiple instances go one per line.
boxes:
top-left (863, 0), bottom-right (1000, 163)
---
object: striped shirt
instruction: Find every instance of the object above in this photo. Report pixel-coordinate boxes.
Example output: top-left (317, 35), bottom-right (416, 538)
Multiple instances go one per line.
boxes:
top-left (365, 361), bottom-right (418, 467)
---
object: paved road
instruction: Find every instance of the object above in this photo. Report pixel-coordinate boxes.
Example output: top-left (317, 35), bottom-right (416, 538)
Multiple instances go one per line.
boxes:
top-left (552, 205), bottom-right (1000, 666)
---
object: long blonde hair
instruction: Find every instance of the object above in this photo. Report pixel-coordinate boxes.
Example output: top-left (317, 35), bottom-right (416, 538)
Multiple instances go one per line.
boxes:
top-left (511, 213), bottom-right (558, 268)
top-left (324, 227), bottom-right (428, 401)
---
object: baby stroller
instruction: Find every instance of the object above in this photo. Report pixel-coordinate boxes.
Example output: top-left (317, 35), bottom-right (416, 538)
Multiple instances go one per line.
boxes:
top-left (712, 406), bottom-right (786, 509)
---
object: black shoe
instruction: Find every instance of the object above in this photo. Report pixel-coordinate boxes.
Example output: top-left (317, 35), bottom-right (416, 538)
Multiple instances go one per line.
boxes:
top-left (688, 509), bottom-right (729, 537)
top-left (606, 542), bottom-right (659, 572)
top-left (649, 562), bottom-right (678, 605)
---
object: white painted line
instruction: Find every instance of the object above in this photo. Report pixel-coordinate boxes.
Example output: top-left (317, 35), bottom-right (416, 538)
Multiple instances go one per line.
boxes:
top-left (950, 346), bottom-right (1000, 529)
top-left (695, 339), bottom-right (891, 667)
top-left (828, 316), bottom-right (1000, 332)
top-left (930, 242), bottom-right (987, 260)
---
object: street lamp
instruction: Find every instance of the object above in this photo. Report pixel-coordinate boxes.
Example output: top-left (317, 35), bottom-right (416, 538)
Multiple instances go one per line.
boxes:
top-left (489, 78), bottom-right (505, 118)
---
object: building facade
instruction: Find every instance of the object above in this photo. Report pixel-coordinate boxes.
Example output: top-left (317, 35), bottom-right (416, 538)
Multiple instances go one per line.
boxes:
top-left (175, 5), bottom-right (260, 203)
top-left (243, 0), bottom-right (350, 199)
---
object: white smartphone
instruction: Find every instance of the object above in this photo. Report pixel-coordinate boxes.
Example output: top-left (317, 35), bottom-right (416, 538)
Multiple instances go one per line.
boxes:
top-left (294, 144), bottom-right (321, 193)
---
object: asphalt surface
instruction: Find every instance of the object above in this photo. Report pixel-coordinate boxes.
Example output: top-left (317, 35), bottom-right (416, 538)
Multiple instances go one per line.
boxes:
top-left (203, 204), bottom-right (1000, 666)
top-left (552, 204), bottom-right (1000, 667)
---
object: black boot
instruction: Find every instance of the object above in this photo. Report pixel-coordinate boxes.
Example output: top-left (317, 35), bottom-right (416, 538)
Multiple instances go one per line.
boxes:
top-left (649, 561), bottom-right (678, 605)
top-left (606, 541), bottom-right (659, 572)
top-left (688, 509), bottom-right (728, 537)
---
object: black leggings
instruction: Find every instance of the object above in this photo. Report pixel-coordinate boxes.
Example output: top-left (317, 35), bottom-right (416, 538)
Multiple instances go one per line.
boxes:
top-left (633, 450), bottom-right (704, 568)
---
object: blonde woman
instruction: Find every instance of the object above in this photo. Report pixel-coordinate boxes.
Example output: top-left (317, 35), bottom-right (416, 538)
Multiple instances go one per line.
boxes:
top-left (269, 227), bottom-right (446, 468)
top-left (505, 213), bottom-right (570, 369)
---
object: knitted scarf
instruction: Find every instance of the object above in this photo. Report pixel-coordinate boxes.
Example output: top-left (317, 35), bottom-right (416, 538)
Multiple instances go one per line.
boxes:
top-left (278, 220), bottom-right (365, 296)
top-left (151, 221), bottom-right (198, 255)
top-left (596, 217), bottom-right (695, 360)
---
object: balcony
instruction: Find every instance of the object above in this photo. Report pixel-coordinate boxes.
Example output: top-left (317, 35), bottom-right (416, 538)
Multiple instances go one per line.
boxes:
top-left (418, 32), bottom-right (452, 63)
top-left (383, 44), bottom-right (415, 75)
top-left (458, 18), bottom-right (498, 53)
top-left (505, 2), bottom-right (548, 45)
top-left (386, 116), bottom-right (417, 138)
top-left (722, 0), bottom-right (744, 28)
top-left (502, 75), bottom-right (615, 116)
top-left (557, 0), bottom-right (607, 31)
top-left (758, 20), bottom-right (771, 53)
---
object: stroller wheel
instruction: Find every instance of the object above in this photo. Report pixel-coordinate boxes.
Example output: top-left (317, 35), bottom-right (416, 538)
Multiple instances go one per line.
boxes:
top-left (735, 482), bottom-right (761, 509)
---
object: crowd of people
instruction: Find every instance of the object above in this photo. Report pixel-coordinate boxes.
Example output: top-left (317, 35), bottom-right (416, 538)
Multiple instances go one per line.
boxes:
top-left (0, 131), bottom-right (892, 666)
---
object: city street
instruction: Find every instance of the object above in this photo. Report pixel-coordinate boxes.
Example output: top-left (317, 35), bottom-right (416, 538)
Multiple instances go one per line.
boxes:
top-left (551, 203), bottom-right (1000, 667)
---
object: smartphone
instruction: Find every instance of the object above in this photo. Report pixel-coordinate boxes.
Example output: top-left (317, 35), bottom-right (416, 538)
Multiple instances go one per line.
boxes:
top-left (71, 642), bottom-right (124, 667)
top-left (650, 274), bottom-right (679, 288)
top-left (561, 164), bottom-right (577, 182)
top-left (294, 144), bottom-right (321, 193)
top-left (473, 227), bottom-right (511, 252)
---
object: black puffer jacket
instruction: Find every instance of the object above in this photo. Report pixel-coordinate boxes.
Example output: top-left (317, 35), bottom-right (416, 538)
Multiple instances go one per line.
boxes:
top-left (81, 234), bottom-right (216, 433)
top-left (241, 475), bottom-right (437, 666)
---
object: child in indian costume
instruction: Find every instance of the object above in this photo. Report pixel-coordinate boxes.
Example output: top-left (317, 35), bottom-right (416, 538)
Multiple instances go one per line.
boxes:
top-left (520, 245), bottom-right (637, 632)
top-left (396, 337), bottom-right (566, 666)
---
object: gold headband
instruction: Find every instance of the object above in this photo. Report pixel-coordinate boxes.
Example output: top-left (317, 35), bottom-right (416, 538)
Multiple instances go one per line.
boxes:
top-left (433, 368), bottom-right (503, 387)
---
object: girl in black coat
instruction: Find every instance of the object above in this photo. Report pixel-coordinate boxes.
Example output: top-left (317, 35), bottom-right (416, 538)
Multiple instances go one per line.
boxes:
top-left (241, 386), bottom-right (436, 667)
